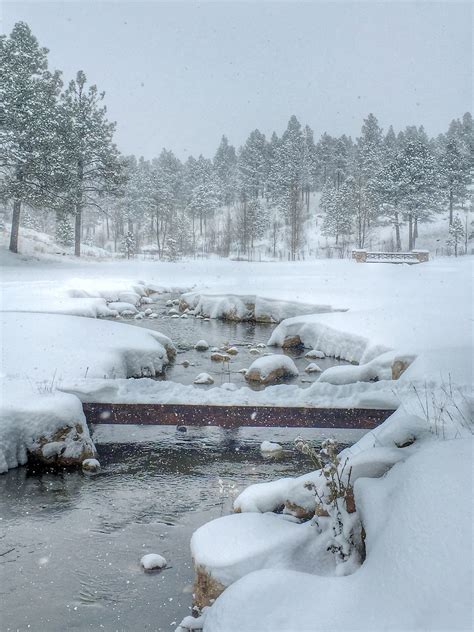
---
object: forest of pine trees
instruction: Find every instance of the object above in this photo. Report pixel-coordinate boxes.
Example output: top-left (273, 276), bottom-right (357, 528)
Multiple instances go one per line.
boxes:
top-left (1, 23), bottom-right (473, 260)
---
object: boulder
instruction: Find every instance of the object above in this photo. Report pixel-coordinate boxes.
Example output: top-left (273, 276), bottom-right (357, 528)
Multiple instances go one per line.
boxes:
top-left (141, 553), bottom-right (167, 571)
top-left (211, 352), bottom-right (231, 362)
top-left (305, 362), bottom-right (322, 373)
top-left (392, 359), bottom-right (411, 380)
top-left (225, 347), bottom-right (239, 355)
top-left (245, 355), bottom-right (299, 385)
top-left (305, 349), bottom-right (325, 359)
top-left (82, 458), bottom-right (101, 473)
top-left (194, 340), bottom-right (210, 351)
top-left (282, 335), bottom-right (304, 349)
top-left (194, 372), bottom-right (214, 385)
top-left (29, 422), bottom-right (97, 469)
top-left (193, 565), bottom-right (226, 611)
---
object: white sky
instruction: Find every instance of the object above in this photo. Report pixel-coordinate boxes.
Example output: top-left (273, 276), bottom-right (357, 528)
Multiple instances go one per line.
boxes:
top-left (2, 1), bottom-right (472, 159)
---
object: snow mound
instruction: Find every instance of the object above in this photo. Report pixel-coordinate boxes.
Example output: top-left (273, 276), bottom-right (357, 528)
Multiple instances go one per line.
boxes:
top-left (0, 383), bottom-right (95, 473)
top-left (1, 312), bottom-right (175, 381)
top-left (204, 438), bottom-right (473, 631)
top-left (191, 512), bottom-right (333, 589)
top-left (180, 292), bottom-right (334, 323)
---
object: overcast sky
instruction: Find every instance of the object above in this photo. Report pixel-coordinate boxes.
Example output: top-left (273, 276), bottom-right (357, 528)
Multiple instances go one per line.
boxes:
top-left (3, 1), bottom-right (472, 159)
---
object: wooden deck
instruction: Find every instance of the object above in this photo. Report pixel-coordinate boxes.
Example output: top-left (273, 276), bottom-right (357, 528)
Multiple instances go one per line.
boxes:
top-left (82, 403), bottom-right (395, 430)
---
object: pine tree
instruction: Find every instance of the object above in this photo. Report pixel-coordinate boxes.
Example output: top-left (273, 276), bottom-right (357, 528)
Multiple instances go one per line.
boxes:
top-left (321, 180), bottom-right (353, 244)
top-left (354, 113), bottom-right (384, 247)
top-left (163, 237), bottom-right (179, 261)
top-left (213, 136), bottom-right (237, 207)
top-left (394, 135), bottom-right (442, 249)
top-left (439, 136), bottom-right (470, 225)
top-left (0, 22), bottom-right (63, 253)
top-left (59, 70), bottom-right (122, 256)
top-left (272, 116), bottom-right (305, 259)
top-left (447, 214), bottom-right (465, 256)
top-left (120, 230), bottom-right (136, 259)
top-left (55, 214), bottom-right (74, 246)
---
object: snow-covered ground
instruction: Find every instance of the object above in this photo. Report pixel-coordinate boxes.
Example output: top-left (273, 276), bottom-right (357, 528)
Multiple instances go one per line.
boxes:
top-left (0, 243), bottom-right (472, 630)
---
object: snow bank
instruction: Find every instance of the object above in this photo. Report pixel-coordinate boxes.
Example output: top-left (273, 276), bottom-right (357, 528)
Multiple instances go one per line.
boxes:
top-left (0, 381), bottom-right (95, 473)
top-left (58, 375), bottom-right (402, 410)
top-left (180, 292), bottom-right (334, 323)
top-left (0, 311), bottom-right (175, 473)
top-left (1, 312), bottom-right (175, 381)
top-left (191, 512), bottom-right (334, 589)
top-left (203, 438), bottom-right (473, 631)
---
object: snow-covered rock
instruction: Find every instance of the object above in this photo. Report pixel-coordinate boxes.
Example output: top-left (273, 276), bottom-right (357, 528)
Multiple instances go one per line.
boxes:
top-left (260, 441), bottom-right (283, 454)
top-left (211, 352), bottom-right (231, 362)
top-left (305, 349), bottom-right (325, 359)
top-left (304, 362), bottom-right (322, 373)
top-left (108, 301), bottom-right (138, 315)
top-left (140, 553), bottom-right (167, 571)
top-left (194, 373), bottom-right (214, 385)
top-left (194, 340), bottom-right (210, 351)
top-left (82, 458), bottom-right (101, 473)
top-left (179, 292), bottom-right (332, 323)
top-left (245, 355), bottom-right (298, 384)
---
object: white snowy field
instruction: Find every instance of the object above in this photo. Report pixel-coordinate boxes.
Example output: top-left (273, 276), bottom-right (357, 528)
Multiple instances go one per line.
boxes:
top-left (0, 251), bottom-right (472, 469)
top-left (0, 247), bottom-right (472, 630)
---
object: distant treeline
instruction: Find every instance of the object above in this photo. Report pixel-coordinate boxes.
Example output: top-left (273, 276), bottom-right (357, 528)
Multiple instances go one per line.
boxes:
top-left (1, 22), bottom-right (472, 259)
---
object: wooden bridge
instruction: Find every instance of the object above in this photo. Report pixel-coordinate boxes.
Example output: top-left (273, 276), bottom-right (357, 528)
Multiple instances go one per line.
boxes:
top-left (83, 403), bottom-right (395, 430)
top-left (352, 249), bottom-right (429, 264)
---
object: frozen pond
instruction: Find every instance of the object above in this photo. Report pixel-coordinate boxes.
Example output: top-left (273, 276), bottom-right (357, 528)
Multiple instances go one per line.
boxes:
top-left (0, 426), bottom-right (364, 631)
top-left (115, 293), bottom-right (348, 389)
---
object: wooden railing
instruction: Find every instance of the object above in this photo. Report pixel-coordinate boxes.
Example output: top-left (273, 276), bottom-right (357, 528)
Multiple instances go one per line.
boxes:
top-left (352, 250), bottom-right (429, 264)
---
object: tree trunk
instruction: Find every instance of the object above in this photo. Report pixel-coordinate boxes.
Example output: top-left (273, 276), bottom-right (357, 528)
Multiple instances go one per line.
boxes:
top-left (74, 208), bottom-right (82, 257)
top-left (394, 212), bottom-right (402, 251)
top-left (9, 199), bottom-right (21, 253)
top-left (408, 214), bottom-right (413, 250)
top-left (74, 162), bottom-right (84, 257)
top-left (449, 189), bottom-right (453, 225)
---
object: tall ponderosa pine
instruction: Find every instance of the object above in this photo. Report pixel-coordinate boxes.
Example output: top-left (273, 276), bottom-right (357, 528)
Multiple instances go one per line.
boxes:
top-left (59, 71), bottom-right (122, 256)
top-left (354, 113), bottom-right (384, 247)
top-left (395, 136), bottom-right (441, 249)
top-left (213, 135), bottom-right (237, 208)
top-left (0, 22), bottom-right (62, 253)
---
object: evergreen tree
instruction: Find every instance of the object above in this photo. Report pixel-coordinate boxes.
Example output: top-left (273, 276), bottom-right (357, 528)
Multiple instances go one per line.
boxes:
top-left (353, 113), bottom-right (384, 247)
top-left (439, 136), bottom-right (470, 225)
top-left (0, 22), bottom-right (63, 253)
top-left (447, 214), bottom-right (465, 256)
top-left (272, 116), bottom-right (305, 259)
top-left (238, 129), bottom-right (268, 198)
top-left (59, 70), bottom-right (122, 256)
top-left (120, 230), bottom-right (136, 259)
top-left (55, 213), bottom-right (74, 246)
top-left (163, 236), bottom-right (179, 261)
top-left (394, 135), bottom-right (442, 249)
top-left (213, 135), bottom-right (237, 207)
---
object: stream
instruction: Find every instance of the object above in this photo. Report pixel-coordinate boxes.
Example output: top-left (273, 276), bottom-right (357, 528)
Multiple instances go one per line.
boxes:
top-left (0, 294), bottom-right (360, 631)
